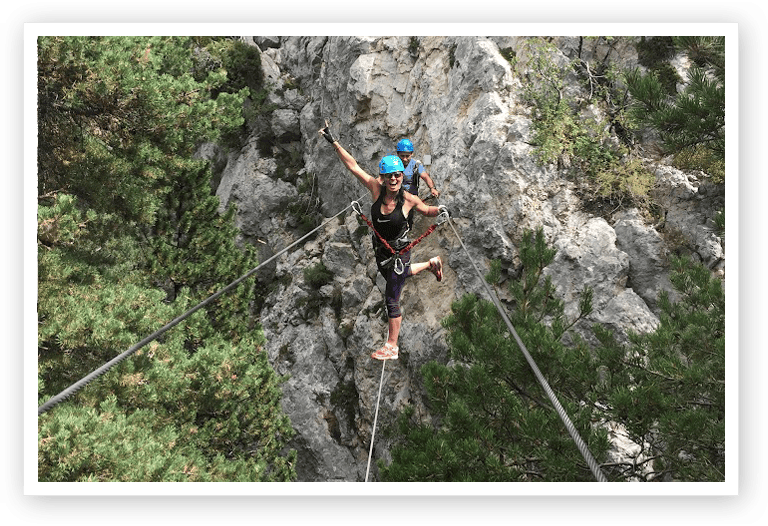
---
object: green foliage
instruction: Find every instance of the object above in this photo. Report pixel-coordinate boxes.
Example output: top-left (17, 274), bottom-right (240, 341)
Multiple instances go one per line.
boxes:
top-left (593, 157), bottom-right (656, 209)
top-left (593, 256), bottom-right (725, 481)
top-left (37, 36), bottom-right (296, 481)
top-left (380, 229), bottom-right (608, 482)
top-left (37, 36), bottom-right (247, 222)
top-left (635, 36), bottom-right (681, 95)
top-left (626, 63), bottom-right (725, 157)
top-left (513, 37), bottom-right (655, 211)
top-left (499, 47), bottom-right (516, 64)
top-left (672, 143), bottom-right (725, 183)
top-left (408, 37), bottom-right (419, 56)
top-left (39, 399), bottom-right (205, 482)
top-left (199, 38), bottom-right (265, 149)
top-left (303, 261), bottom-right (334, 289)
top-left (213, 38), bottom-right (264, 95)
top-left (636, 36), bottom-right (677, 66)
top-left (144, 161), bottom-right (260, 341)
top-left (675, 36), bottom-right (725, 80)
top-left (39, 339), bottom-right (296, 481)
top-left (514, 38), bottom-right (572, 166)
top-left (626, 36), bottom-right (725, 181)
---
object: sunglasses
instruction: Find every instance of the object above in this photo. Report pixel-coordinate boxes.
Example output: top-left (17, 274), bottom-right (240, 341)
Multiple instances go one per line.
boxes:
top-left (384, 172), bottom-right (403, 179)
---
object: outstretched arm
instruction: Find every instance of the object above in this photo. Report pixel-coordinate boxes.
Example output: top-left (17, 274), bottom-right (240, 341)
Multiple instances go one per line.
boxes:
top-left (405, 192), bottom-right (446, 218)
top-left (319, 122), bottom-right (380, 196)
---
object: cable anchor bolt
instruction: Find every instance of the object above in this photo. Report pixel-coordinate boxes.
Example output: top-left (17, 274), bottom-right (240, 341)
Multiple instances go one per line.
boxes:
top-left (436, 206), bottom-right (450, 226)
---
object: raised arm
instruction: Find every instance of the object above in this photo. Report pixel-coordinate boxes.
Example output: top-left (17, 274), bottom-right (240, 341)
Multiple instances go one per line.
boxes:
top-left (319, 122), bottom-right (380, 196)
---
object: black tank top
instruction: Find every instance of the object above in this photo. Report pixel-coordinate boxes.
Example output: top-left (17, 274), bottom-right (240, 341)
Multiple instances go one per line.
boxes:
top-left (371, 190), bottom-right (409, 243)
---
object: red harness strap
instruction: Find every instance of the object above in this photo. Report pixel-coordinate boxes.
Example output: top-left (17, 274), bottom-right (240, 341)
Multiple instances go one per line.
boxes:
top-left (356, 211), bottom-right (438, 256)
top-left (357, 211), bottom-right (397, 254)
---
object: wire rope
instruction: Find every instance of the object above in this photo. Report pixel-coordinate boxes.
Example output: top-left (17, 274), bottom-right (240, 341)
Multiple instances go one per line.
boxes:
top-left (365, 359), bottom-right (387, 482)
top-left (444, 217), bottom-right (608, 482)
top-left (38, 195), bottom-right (368, 416)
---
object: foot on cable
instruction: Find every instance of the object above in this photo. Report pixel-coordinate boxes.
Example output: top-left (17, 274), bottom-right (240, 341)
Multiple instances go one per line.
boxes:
top-left (371, 342), bottom-right (399, 361)
top-left (429, 256), bottom-right (443, 282)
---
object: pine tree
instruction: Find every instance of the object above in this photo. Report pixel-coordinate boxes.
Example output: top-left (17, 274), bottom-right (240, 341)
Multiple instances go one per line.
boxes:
top-left (37, 36), bottom-right (296, 481)
top-left (380, 229), bottom-right (610, 482)
top-left (625, 36), bottom-right (725, 180)
top-left (593, 255), bottom-right (725, 481)
top-left (380, 230), bottom-right (725, 482)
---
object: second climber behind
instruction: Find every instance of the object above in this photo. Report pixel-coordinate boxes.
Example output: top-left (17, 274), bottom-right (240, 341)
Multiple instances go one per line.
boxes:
top-left (394, 138), bottom-right (440, 231)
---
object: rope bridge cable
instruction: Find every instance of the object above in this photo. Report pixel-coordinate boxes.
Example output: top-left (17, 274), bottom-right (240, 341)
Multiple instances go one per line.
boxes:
top-left (365, 359), bottom-right (387, 482)
top-left (38, 195), bottom-right (369, 417)
top-left (444, 216), bottom-right (609, 483)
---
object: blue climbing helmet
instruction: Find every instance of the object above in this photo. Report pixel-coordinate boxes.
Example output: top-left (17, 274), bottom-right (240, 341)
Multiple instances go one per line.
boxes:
top-left (396, 139), bottom-right (414, 152)
top-left (379, 155), bottom-right (405, 175)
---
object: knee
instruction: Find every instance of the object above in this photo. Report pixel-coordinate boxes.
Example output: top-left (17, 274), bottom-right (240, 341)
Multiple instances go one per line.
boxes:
top-left (385, 297), bottom-right (402, 318)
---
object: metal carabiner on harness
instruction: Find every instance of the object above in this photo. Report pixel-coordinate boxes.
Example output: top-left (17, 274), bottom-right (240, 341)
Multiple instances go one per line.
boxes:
top-left (393, 255), bottom-right (405, 275)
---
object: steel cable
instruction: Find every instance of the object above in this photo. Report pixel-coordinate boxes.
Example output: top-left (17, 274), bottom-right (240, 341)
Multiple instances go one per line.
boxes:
top-left (38, 196), bottom-right (367, 416)
top-left (444, 217), bottom-right (608, 482)
top-left (365, 359), bottom-right (387, 482)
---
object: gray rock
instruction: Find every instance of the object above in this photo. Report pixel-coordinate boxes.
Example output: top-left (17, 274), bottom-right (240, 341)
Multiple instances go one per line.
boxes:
top-left (214, 35), bottom-right (725, 481)
top-left (271, 108), bottom-right (300, 139)
top-left (613, 208), bottom-right (678, 313)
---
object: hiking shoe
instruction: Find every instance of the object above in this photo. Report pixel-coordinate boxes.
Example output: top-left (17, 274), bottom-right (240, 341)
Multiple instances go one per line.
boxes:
top-left (429, 256), bottom-right (443, 282)
top-left (371, 343), bottom-right (399, 361)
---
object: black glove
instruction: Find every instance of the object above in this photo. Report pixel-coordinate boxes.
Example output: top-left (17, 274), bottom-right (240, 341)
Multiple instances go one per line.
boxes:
top-left (319, 121), bottom-right (337, 144)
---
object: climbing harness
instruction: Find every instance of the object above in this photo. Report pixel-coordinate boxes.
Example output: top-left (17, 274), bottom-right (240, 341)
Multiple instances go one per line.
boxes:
top-left (37, 195), bottom-right (369, 417)
top-left (351, 200), bottom-right (448, 275)
top-left (365, 359), bottom-right (387, 482)
top-left (358, 199), bottom-right (447, 481)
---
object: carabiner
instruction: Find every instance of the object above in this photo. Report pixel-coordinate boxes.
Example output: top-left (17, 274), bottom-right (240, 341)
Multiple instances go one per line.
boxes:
top-left (393, 256), bottom-right (405, 275)
top-left (436, 210), bottom-right (449, 226)
top-left (351, 200), bottom-right (363, 216)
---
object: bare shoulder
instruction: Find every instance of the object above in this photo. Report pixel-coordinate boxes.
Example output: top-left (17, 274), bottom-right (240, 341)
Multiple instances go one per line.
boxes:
top-left (403, 191), bottom-right (422, 206)
top-left (403, 191), bottom-right (429, 215)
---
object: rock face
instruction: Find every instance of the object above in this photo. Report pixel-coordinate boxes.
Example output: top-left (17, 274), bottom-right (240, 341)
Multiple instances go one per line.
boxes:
top-left (213, 36), bottom-right (725, 481)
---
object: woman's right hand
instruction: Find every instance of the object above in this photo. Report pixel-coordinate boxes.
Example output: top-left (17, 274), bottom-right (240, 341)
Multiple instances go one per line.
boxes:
top-left (319, 120), bottom-right (337, 144)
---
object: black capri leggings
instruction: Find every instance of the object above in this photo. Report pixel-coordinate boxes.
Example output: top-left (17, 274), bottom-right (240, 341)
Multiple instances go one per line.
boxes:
top-left (376, 250), bottom-right (412, 318)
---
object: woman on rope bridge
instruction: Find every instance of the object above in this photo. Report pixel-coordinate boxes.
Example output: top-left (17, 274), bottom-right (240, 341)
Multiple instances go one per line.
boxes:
top-left (319, 121), bottom-right (446, 361)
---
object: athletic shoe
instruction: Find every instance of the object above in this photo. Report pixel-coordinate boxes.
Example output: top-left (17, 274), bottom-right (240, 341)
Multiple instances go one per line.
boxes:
top-left (429, 256), bottom-right (443, 282)
top-left (371, 343), bottom-right (399, 360)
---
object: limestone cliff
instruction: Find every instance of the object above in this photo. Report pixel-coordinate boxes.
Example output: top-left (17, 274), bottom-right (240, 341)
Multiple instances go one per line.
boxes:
top-left (213, 35), bottom-right (725, 481)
